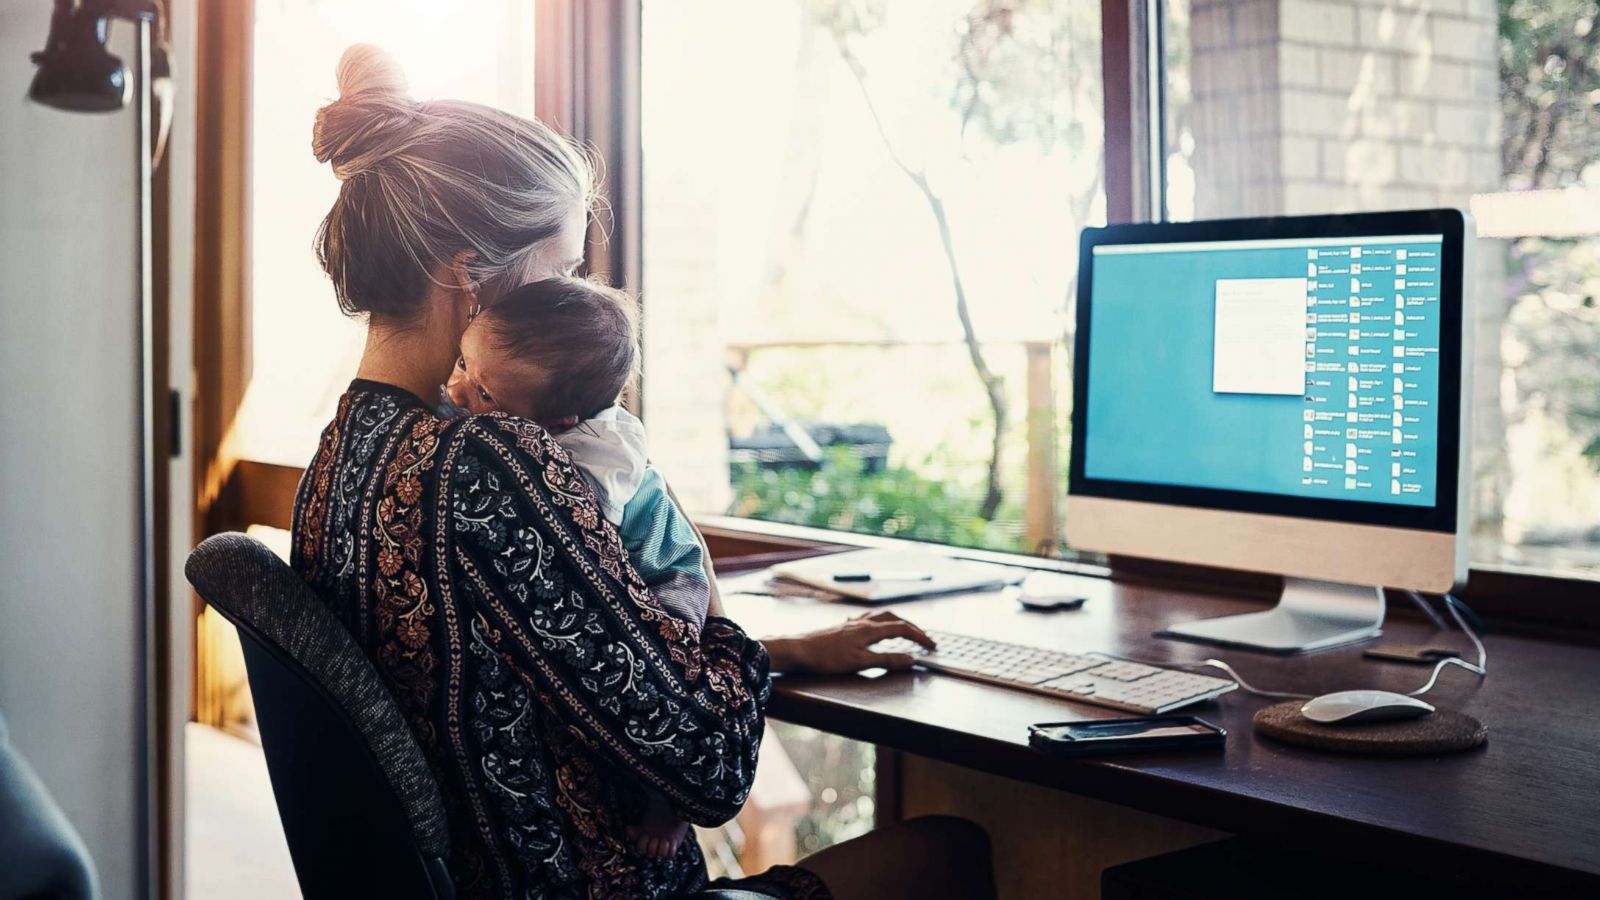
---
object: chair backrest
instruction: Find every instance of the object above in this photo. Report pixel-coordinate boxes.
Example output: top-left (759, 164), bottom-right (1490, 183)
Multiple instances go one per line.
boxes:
top-left (0, 711), bottom-right (99, 900)
top-left (185, 533), bottom-right (453, 900)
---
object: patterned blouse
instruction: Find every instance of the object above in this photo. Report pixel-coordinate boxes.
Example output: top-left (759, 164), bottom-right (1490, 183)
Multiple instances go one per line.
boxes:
top-left (292, 380), bottom-right (827, 900)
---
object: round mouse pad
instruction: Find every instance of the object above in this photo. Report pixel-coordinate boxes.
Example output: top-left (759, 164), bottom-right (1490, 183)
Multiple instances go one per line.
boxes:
top-left (1253, 700), bottom-right (1487, 755)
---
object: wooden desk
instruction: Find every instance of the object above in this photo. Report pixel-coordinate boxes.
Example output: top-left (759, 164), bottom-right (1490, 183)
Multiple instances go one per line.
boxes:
top-left (723, 570), bottom-right (1600, 898)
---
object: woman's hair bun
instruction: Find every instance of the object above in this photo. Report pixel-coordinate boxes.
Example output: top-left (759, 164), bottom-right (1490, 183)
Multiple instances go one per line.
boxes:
top-left (312, 44), bottom-right (418, 180)
top-left (333, 43), bottom-right (408, 99)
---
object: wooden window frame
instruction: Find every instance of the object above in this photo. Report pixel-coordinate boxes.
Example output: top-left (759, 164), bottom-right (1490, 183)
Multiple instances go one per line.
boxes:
top-left (536, 0), bottom-right (642, 294)
top-left (192, 0), bottom-right (251, 544)
top-left (197, 0), bottom-right (1599, 645)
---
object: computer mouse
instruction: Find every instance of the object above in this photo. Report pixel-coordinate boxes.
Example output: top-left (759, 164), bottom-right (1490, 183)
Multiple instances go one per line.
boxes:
top-left (1015, 571), bottom-right (1088, 612)
top-left (1300, 690), bottom-right (1435, 725)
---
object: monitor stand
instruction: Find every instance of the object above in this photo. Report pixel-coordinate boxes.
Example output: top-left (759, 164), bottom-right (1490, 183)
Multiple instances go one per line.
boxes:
top-left (1156, 578), bottom-right (1384, 654)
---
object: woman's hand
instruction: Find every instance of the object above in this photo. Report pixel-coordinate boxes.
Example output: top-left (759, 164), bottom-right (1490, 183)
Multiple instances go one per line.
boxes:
top-left (764, 610), bottom-right (937, 675)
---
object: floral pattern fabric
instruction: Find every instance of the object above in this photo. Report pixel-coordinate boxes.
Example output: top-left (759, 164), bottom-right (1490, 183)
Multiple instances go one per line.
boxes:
top-left (292, 380), bottom-right (824, 900)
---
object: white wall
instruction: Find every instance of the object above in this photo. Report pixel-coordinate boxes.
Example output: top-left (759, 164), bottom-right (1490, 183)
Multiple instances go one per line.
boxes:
top-left (0, 4), bottom-right (146, 898)
top-left (163, 2), bottom-right (198, 896)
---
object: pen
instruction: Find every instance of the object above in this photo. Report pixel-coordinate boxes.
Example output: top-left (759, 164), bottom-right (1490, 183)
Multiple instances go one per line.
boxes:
top-left (832, 572), bottom-right (935, 583)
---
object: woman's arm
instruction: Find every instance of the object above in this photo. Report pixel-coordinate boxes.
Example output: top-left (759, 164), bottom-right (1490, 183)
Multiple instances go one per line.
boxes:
top-left (444, 417), bottom-right (768, 826)
top-left (640, 477), bottom-right (935, 671)
top-left (653, 475), bottom-right (936, 673)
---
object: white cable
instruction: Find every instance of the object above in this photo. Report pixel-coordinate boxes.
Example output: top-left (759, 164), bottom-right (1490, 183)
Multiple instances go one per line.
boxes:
top-left (1446, 593), bottom-right (1488, 669)
top-left (1185, 592), bottom-right (1486, 702)
top-left (1195, 659), bottom-right (1313, 700)
top-left (1098, 650), bottom-right (1308, 697)
top-left (1405, 656), bottom-right (1483, 697)
top-left (1405, 589), bottom-right (1450, 632)
top-left (1405, 593), bottom-right (1487, 698)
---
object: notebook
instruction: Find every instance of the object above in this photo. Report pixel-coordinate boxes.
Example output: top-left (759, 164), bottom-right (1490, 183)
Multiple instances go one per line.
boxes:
top-left (768, 548), bottom-right (1018, 603)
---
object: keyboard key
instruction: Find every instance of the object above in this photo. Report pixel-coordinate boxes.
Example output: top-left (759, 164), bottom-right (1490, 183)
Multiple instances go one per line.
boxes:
top-left (1088, 660), bottom-right (1164, 681)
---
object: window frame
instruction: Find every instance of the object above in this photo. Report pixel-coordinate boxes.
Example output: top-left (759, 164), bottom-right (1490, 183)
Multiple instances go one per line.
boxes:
top-left (201, 0), bottom-right (1599, 639)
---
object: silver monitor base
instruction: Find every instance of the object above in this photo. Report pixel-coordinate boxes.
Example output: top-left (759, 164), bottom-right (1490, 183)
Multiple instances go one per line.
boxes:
top-left (1157, 578), bottom-right (1385, 654)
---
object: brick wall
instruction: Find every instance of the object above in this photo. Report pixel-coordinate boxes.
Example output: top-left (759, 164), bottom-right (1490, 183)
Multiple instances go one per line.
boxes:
top-left (641, 172), bottom-right (735, 513)
top-left (1186, 0), bottom-right (1506, 526)
top-left (639, 8), bottom-right (735, 514)
top-left (1189, 0), bottom-right (1499, 216)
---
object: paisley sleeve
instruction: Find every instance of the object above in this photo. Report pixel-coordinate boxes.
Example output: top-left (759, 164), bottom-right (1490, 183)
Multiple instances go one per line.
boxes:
top-left (440, 414), bottom-right (770, 826)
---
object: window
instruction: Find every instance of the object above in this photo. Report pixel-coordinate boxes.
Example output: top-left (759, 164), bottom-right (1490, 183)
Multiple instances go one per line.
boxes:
top-left (205, 0), bottom-right (1599, 587)
top-left (641, 0), bottom-right (1105, 557)
top-left (1162, 0), bottom-right (1600, 577)
top-left (195, 0), bottom-right (540, 742)
top-left (237, 0), bottom-right (538, 466)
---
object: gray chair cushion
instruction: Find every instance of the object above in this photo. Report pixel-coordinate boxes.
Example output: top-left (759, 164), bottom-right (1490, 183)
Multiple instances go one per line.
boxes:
top-left (185, 532), bottom-right (449, 859)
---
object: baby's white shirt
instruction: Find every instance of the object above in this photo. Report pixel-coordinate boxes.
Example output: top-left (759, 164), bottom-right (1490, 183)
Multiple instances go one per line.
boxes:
top-left (553, 406), bottom-right (649, 526)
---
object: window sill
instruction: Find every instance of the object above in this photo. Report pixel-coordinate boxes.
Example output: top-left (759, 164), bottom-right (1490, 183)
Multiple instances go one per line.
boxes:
top-left (696, 515), bottom-right (1600, 644)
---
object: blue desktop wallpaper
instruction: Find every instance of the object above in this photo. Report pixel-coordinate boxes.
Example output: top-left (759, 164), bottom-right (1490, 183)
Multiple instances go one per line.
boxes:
top-left (1082, 237), bottom-right (1443, 507)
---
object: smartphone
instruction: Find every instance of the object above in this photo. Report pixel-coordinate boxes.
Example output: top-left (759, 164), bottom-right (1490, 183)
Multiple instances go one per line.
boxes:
top-left (1028, 715), bottom-right (1226, 756)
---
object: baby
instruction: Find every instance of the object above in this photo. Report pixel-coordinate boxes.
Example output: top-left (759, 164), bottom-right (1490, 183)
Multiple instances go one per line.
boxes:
top-left (442, 276), bottom-right (707, 859)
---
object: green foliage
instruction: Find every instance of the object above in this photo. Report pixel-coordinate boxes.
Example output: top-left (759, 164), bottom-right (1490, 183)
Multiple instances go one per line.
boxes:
top-left (1499, 2), bottom-right (1600, 467)
top-left (950, 0), bottom-right (1103, 153)
top-left (1499, 0), bottom-right (1600, 188)
top-left (729, 448), bottom-right (1027, 553)
top-left (1505, 236), bottom-right (1600, 465)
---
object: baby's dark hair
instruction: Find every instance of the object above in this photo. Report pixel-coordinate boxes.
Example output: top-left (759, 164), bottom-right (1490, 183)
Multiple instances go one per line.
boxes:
top-left (477, 276), bottom-right (640, 422)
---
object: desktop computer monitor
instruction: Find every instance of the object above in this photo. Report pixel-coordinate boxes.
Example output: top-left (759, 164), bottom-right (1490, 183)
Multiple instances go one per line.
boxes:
top-left (1066, 209), bottom-right (1473, 653)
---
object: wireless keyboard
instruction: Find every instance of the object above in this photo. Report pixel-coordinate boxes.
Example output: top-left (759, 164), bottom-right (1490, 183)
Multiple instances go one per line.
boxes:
top-left (872, 629), bottom-right (1237, 714)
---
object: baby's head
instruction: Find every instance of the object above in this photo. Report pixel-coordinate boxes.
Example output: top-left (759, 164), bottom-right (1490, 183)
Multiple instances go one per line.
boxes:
top-left (446, 276), bottom-right (639, 428)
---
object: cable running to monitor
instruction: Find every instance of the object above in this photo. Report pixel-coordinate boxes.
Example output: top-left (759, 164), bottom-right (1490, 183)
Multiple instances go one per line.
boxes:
top-left (1186, 592), bottom-right (1486, 700)
top-left (1400, 593), bottom-right (1487, 697)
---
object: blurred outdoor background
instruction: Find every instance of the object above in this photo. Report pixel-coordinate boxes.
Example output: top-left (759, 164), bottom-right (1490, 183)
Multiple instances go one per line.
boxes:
top-left (640, 0), bottom-right (1600, 577)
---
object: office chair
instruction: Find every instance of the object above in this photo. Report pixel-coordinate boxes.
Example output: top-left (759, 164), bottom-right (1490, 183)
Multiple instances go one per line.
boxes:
top-left (186, 533), bottom-right (455, 900)
top-left (0, 710), bottom-right (98, 900)
top-left (186, 533), bottom-right (797, 900)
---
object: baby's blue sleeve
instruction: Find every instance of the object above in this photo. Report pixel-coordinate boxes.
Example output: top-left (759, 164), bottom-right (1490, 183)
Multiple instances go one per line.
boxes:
top-left (618, 468), bottom-right (710, 631)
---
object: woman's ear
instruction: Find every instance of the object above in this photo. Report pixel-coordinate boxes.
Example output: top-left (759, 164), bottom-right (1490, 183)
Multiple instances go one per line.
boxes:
top-left (448, 250), bottom-right (483, 325)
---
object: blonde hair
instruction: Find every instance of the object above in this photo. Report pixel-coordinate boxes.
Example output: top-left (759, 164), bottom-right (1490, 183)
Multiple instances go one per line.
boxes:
top-left (312, 44), bottom-right (597, 321)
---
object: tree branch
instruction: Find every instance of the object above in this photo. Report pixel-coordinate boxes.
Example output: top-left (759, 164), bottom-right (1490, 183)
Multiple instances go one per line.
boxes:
top-left (830, 27), bottom-right (1009, 519)
top-left (1060, 160), bottom-right (1104, 379)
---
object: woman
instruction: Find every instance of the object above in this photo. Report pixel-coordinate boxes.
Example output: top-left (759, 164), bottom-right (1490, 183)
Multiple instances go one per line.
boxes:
top-left (291, 45), bottom-right (995, 900)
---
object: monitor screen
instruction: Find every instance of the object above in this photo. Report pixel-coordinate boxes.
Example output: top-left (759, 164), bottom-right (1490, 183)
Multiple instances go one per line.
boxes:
top-left (1073, 216), bottom-right (1463, 533)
